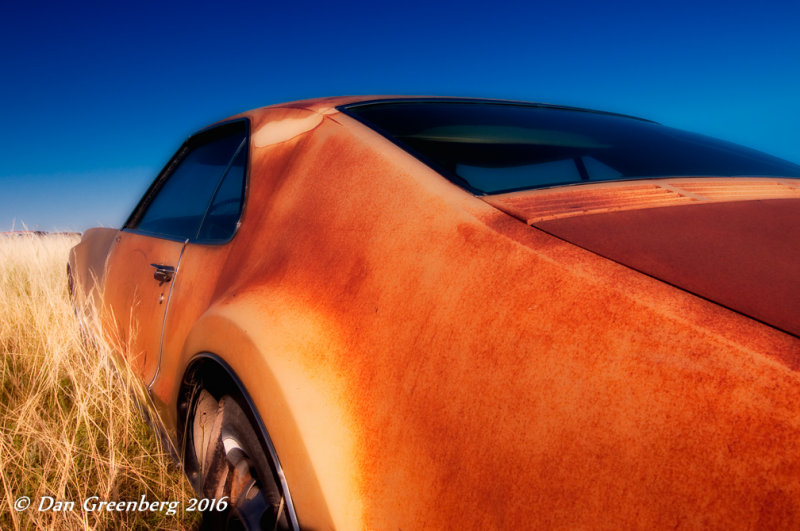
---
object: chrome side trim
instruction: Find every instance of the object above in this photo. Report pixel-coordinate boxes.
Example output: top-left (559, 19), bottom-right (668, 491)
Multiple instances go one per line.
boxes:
top-left (147, 238), bottom-right (189, 391)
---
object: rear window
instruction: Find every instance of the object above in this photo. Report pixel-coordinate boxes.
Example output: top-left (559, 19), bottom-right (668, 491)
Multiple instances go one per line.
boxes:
top-left (342, 100), bottom-right (800, 195)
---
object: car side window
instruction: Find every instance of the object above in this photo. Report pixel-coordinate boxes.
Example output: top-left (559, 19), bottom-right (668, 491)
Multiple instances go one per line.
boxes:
top-left (129, 121), bottom-right (248, 242)
top-left (196, 142), bottom-right (247, 241)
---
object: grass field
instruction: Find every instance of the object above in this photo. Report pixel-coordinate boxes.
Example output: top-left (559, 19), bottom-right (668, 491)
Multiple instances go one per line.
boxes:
top-left (0, 234), bottom-right (200, 530)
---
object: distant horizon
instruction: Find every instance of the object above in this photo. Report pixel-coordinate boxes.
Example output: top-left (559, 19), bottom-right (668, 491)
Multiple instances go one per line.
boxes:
top-left (1, 231), bottom-right (82, 237)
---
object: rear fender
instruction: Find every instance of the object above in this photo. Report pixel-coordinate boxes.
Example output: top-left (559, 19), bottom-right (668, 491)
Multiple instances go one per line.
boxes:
top-left (169, 304), bottom-right (340, 530)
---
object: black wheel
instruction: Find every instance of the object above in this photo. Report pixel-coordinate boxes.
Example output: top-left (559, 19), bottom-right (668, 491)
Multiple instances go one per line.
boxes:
top-left (190, 389), bottom-right (290, 530)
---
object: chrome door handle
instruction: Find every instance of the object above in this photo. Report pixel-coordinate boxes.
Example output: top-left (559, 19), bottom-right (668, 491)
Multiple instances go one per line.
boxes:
top-left (150, 263), bottom-right (175, 284)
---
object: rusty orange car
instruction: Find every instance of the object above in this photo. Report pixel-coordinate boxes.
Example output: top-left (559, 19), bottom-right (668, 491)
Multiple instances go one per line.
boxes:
top-left (68, 97), bottom-right (800, 529)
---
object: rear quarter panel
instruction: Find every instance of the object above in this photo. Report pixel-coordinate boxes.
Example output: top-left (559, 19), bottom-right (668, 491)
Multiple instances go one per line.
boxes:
top-left (157, 107), bottom-right (800, 529)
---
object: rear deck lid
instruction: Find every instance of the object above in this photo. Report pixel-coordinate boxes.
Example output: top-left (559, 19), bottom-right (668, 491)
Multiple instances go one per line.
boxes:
top-left (484, 178), bottom-right (800, 337)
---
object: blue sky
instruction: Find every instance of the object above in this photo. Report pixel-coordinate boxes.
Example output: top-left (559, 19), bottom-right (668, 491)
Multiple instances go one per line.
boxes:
top-left (2, 0), bottom-right (799, 232)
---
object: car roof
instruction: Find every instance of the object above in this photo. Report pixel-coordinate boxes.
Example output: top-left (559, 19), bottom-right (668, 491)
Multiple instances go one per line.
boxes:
top-left (225, 96), bottom-right (654, 124)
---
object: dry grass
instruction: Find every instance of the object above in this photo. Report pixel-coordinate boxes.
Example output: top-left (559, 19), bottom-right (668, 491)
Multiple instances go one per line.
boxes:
top-left (0, 234), bottom-right (200, 530)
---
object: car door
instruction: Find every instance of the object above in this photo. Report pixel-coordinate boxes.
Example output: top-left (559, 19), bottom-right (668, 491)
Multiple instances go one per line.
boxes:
top-left (103, 121), bottom-right (248, 385)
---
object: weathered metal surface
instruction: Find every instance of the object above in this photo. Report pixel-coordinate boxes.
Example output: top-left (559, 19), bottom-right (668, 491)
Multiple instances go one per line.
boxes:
top-left (73, 97), bottom-right (800, 529)
top-left (67, 227), bottom-right (118, 311)
top-left (533, 197), bottom-right (800, 338)
top-left (484, 177), bottom-right (800, 223)
top-left (102, 231), bottom-right (184, 382)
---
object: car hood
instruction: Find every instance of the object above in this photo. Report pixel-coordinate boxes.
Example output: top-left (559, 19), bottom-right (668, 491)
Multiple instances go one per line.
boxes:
top-left (484, 178), bottom-right (800, 337)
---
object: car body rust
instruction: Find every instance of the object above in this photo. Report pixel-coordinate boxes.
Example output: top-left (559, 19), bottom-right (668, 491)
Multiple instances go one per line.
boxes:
top-left (69, 96), bottom-right (800, 529)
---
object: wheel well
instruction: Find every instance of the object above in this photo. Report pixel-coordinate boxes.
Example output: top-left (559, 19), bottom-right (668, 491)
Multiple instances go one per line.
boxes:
top-left (177, 353), bottom-right (300, 529)
top-left (177, 355), bottom-right (248, 474)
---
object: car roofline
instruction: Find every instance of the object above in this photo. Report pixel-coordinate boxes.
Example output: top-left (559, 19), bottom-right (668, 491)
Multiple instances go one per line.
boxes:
top-left (219, 96), bottom-right (658, 125)
top-left (336, 96), bottom-right (658, 124)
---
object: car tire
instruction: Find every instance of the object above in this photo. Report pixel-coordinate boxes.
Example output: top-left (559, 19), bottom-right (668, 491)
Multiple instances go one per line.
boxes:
top-left (190, 389), bottom-right (290, 530)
